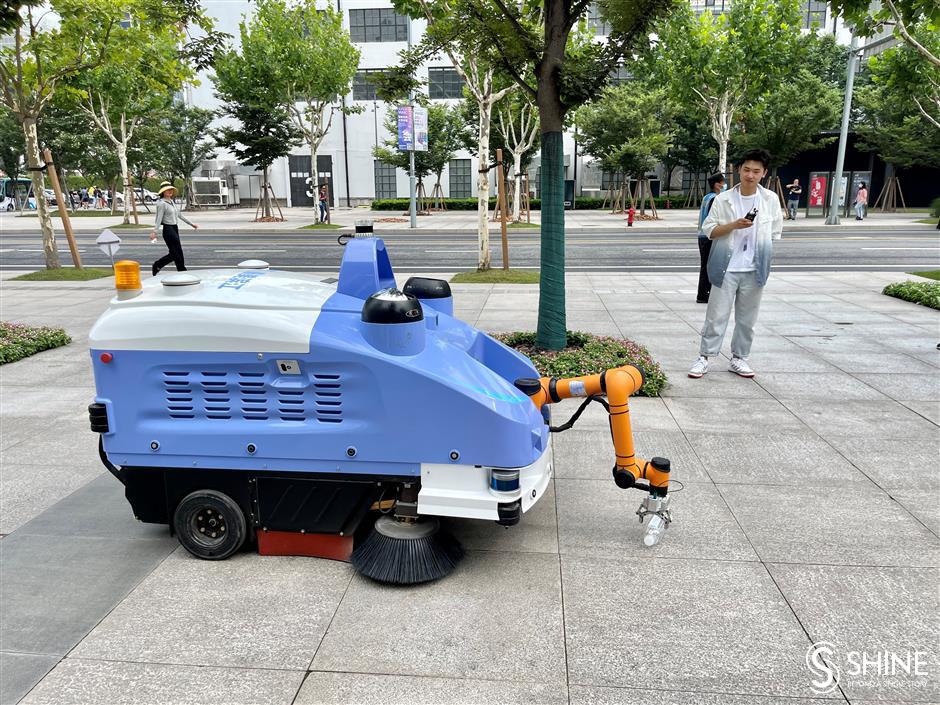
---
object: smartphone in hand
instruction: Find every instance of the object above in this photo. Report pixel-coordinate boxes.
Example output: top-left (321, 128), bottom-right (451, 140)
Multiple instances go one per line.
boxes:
top-left (745, 207), bottom-right (759, 222)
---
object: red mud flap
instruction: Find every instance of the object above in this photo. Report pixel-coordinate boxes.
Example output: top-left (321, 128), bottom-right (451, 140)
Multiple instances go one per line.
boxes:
top-left (256, 530), bottom-right (353, 562)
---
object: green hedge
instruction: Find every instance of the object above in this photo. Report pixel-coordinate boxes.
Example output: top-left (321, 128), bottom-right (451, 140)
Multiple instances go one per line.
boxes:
top-left (0, 322), bottom-right (72, 364)
top-left (931, 196), bottom-right (940, 218)
top-left (370, 195), bottom-right (692, 211)
top-left (493, 330), bottom-right (667, 397)
top-left (882, 281), bottom-right (940, 310)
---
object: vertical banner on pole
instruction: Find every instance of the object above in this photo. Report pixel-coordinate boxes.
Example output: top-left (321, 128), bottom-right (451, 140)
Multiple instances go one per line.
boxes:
top-left (413, 106), bottom-right (428, 152)
top-left (397, 106), bottom-right (414, 151)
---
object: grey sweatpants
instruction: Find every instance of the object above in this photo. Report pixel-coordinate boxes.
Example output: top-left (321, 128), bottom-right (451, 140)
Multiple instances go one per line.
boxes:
top-left (699, 270), bottom-right (764, 359)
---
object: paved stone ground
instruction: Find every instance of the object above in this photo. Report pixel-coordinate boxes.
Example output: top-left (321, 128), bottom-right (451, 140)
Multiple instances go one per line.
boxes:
top-left (1, 270), bottom-right (937, 704)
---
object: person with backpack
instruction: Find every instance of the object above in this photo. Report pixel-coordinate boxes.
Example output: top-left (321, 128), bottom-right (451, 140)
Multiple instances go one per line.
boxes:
top-left (696, 173), bottom-right (725, 304)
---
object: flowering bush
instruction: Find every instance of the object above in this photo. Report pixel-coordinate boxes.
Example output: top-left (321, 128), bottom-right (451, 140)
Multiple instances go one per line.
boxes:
top-left (493, 330), bottom-right (667, 397)
top-left (882, 281), bottom-right (940, 311)
top-left (0, 322), bottom-right (72, 364)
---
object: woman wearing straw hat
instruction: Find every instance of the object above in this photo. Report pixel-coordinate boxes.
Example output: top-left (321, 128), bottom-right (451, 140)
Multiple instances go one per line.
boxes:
top-left (150, 181), bottom-right (198, 276)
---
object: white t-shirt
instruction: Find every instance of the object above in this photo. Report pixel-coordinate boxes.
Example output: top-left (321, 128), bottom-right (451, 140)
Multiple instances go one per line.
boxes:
top-left (727, 190), bottom-right (757, 272)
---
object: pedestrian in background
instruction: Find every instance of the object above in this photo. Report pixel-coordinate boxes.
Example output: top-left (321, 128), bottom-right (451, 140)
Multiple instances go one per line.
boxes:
top-left (150, 181), bottom-right (198, 276)
top-left (785, 178), bottom-right (802, 220)
top-left (854, 182), bottom-right (868, 220)
top-left (318, 183), bottom-right (329, 223)
top-left (688, 149), bottom-right (782, 380)
top-left (696, 173), bottom-right (725, 304)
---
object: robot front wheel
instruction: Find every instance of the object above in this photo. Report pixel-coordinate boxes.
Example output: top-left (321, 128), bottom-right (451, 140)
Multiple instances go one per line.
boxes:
top-left (174, 489), bottom-right (248, 560)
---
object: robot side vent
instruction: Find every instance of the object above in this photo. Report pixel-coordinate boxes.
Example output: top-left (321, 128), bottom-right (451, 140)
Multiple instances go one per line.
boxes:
top-left (314, 373), bottom-right (342, 424)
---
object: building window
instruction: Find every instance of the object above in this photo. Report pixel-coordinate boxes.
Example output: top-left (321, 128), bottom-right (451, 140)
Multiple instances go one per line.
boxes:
top-left (608, 66), bottom-right (632, 86)
top-left (428, 68), bottom-right (464, 100)
top-left (349, 9), bottom-right (409, 43)
top-left (587, 3), bottom-right (610, 36)
top-left (802, 0), bottom-right (827, 28)
top-left (601, 170), bottom-right (624, 190)
top-left (353, 70), bottom-right (385, 101)
top-left (448, 159), bottom-right (471, 198)
top-left (374, 161), bottom-right (398, 199)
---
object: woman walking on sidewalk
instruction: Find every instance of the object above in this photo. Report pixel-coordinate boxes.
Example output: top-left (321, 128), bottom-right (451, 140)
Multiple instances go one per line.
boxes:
top-left (150, 181), bottom-right (198, 276)
top-left (854, 182), bottom-right (868, 221)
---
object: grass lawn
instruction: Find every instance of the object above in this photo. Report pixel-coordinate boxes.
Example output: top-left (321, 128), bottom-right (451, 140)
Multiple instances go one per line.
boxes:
top-left (13, 267), bottom-right (113, 281)
top-left (298, 223), bottom-right (343, 230)
top-left (450, 268), bottom-right (539, 284)
top-left (915, 218), bottom-right (938, 225)
top-left (111, 223), bottom-right (153, 229)
top-left (912, 270), bottom-right (940, 281)
top-left (507, 222), bottom-right (540, 229)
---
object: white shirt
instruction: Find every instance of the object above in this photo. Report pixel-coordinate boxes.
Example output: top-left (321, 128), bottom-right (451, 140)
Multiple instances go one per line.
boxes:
top-left (727, 189), bottom-right (757, 272)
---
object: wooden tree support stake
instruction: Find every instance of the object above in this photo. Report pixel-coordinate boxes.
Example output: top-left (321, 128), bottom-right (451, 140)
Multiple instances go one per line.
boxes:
top-left (42, 148), bottom-right (82, 269)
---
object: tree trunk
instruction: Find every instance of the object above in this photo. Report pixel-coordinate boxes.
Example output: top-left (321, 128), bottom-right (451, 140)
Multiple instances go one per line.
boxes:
top-left (512, 152), bottom-right (523, 222)
top-left (117, 142), bottom-right (131, 225)
top-left (23, 118), bottom-right (59, 269)
top-left (310, 113), bottom-right (318, 210)
top-left (477, 103), bottom-right (492, 271)
top-left (262, 165), bottom-right (271, 219)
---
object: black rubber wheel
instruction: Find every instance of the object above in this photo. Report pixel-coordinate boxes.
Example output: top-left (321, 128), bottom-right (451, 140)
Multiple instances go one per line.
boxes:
top-left (173, 489), bottom-right (247, 560)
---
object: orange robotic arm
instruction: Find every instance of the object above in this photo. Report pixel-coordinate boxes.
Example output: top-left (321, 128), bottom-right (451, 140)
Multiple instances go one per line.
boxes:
top-left (515, 366), bottom-right (671, 497)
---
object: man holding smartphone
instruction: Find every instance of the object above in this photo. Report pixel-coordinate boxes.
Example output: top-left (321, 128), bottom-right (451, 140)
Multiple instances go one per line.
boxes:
top-left (688, 149), bottom-right (782, 379)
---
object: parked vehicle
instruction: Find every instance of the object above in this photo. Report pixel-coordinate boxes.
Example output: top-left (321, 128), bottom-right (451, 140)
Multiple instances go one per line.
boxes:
top-left (0, 177), bottom-right (32, 211)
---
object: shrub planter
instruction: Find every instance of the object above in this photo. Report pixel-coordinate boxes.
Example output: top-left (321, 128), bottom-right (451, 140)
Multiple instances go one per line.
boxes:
top-left (494, 330), bottom-right (667, 397)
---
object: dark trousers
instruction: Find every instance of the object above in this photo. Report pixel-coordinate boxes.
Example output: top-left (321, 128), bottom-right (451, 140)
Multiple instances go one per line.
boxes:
top-left (697, 237), bottom-right (712, 302)
top-left (153, 224), bottom-right (186, 273)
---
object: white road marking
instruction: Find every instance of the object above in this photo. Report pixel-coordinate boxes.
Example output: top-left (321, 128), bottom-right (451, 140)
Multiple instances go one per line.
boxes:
top-left (860, 247), bottom-right (939, 251)
top-left (642, 249), bottom-right (698, 252)
top-left (424, 249), bottom-right (479, 253)
top-left (214, 249), bottom-right (287, 253)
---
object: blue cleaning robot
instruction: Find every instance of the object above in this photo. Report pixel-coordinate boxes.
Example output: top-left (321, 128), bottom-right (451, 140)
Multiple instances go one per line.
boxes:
top-left (89, 239), bottom-right (671, 584)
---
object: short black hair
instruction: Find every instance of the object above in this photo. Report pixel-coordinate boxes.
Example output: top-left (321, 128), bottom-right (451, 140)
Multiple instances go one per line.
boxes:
top-left (739, 149), bottom-right (770, 169)
top-left (707, 172), bottom-right (725, 188)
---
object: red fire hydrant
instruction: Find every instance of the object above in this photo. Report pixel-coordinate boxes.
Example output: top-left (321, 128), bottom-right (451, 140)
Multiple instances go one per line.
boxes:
top-left (627, 206), bottom-right (635, 227)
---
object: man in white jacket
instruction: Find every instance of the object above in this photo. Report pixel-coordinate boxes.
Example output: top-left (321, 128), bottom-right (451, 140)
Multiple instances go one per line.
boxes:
top-left (688, 149), bottom-right (782, 379)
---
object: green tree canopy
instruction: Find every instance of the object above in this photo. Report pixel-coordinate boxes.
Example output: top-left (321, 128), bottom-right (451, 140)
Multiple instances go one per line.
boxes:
top-left (0, 107), bottom-right (24, 184)
top-left (646, 0), bottom-right (803, 175)
top-left (213, 49), bottom-right (302, 219)
top-left (238, 0), bottom-right (360, 182)
top-left (731, 69), bottom-right (841, 175)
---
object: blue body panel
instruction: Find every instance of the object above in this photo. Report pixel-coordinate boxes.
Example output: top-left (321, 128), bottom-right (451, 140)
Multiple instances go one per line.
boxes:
top-left (93, 239), bottom-right (545, 476)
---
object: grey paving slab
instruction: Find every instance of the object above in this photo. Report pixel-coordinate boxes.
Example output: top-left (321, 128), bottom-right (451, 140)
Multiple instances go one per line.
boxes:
top-left (685, 432), bottom-right (874, 487)
top-left (825, 436), bottom-right (940, 490)
top-left (721, 484), bottom-right (940, 567)
top-left (72, 550), bottom-right (352, 670)
top-left (768, 564), bottom-right (939, 702)
top-left (785, 334), bottom-right (900, 355)
top-left (561, 555), bottom-right (823, 697)
top-left (295, 671), bottom-right (568, 705)
top-left (551, 396), bottom-right (681, 432)
top-left (903, 400), bottom-right (940, 425)
top-left (312, 551), bottom-right (565, 684)
top-left (0, 652), bottom-right (59, 705)
top-left (14, 473), bottom-right (166, 539)
top-left (755, 371), bottom-right (889, 401)
top-left (552, 429), bottom-right (710, 482)
top-left (0, 533), bottom-right (175, 655)
top-left (18, 658), bottom-right (304, 705)
top-left (446, 480), bottom-right (558, 554)
top-left (556, 478), bottom-right (756, 561)
top-left (852, 373), bottom-right (940, 401)
top-left (662, 368), bottom-right (772, 398)
top-left (569, 685), bottom-right (839, 704)
top-left (817, 352), bottom-right (937, 375)
top-left (780, 399), bottom-right (939, 440)
top-left (0, 385), bottom-right (94, 416)
top-left (0, 415), bottom-right (101, 469)
top-left (662, 397), bottom-right (809, 435)
top-left (732, 351), bottom-right (842, 373)
top-left (0, 464), bottom-right (104, 536)
top-left (887, 488), bottom-right (940, 536)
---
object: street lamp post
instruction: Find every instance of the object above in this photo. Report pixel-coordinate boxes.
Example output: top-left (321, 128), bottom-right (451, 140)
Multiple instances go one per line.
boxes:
top-left (826, 33), bottom-right (861, 226)
top-left (407, 18), bottom-right (417, 229)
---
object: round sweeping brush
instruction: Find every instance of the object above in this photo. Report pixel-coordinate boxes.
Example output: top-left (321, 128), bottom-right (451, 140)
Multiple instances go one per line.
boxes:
top-left (351, 515), bottom-right (464, 585)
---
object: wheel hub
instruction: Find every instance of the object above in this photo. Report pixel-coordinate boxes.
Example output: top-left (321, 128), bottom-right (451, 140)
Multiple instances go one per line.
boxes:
top-left (193, 507), bottom-right (227, 542)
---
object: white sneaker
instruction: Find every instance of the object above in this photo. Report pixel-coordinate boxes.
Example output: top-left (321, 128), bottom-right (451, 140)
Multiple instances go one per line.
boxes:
top-left (688, 356), bottom-right (709, 378)
top-left (729, 357), bottom-right (755, 378)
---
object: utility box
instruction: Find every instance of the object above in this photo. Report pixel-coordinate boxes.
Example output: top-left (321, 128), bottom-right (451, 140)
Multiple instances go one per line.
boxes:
top-left (191, 178), bottom-right (231, 208)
